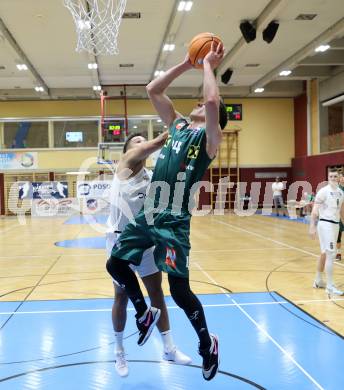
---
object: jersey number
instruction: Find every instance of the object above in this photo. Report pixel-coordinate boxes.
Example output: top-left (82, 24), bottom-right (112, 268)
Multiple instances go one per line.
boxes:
top-left (187, 145), bottom-right (200, 159)
top-left (172, 140), bottom-right (182, 154)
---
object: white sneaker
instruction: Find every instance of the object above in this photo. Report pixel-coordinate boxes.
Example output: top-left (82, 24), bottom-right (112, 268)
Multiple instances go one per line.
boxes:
top-left (163, 347), bottom-right (192, 365)
top-left (313, 279), bottom-right (326, 289)
top-left (326, 286), bottom-right (344, 296)
top-left (115, 351), bottom-right (129, 377)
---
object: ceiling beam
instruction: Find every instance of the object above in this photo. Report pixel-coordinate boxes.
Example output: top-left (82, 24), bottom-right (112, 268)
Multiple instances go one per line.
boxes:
top-left (298, 51), bottom-right (344, 66)
top-left (329, 37), bottom-right (344, 49)
top-left (149, 0), bottom-right (180, 82)
top-left (0, 16), bottom-right (50, 97)
top-left (250, 16), bottom-right (344, 92)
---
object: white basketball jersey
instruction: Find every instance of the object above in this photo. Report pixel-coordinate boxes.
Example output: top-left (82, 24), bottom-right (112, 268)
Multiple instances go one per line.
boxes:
top-left (315, 184), bottom-right (343, 222)
top-left (107, 167), bottom-right (152, 233)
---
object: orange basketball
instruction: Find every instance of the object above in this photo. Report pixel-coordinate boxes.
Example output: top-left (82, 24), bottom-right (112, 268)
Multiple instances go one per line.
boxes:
top-left (188, 32), bottom-right (222, 69)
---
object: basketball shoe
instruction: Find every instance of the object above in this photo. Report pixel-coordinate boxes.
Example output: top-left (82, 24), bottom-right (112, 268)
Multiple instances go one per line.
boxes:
top-left (199, 334), bottom-right (219, 381)
top-left (136, 307), bottom-right (161, 346)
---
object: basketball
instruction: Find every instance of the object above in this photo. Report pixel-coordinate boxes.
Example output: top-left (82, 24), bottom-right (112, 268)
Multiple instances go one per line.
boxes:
top-left (188, 32), bottom-right (222, 69)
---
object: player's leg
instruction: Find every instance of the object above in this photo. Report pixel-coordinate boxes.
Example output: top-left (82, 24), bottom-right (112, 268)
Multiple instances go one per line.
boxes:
top-left (106, 215), bottom-right (161, 346)
top-left (139, 261), bottom-right (191, 365)
top-left (336, 229), bottom-right (342, 261)
top-left (153, 216), bottom-right (219, 381)
top-left (112, 284), bottom-right (129, 376)
top-left (319, 222), bottom-right (342, 295)
top-left (106, 232), bottom-right (130, 376)
top-left (273, 196), bottom-right (279, 216)
top-left (168, 274), bottom-right (219, 380)
top-left (313, 252), bottom-right (326, 288)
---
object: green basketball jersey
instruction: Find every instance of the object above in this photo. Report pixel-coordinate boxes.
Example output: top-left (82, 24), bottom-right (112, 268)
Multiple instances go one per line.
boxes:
top-left (149, 117), bottom-right (212, 213)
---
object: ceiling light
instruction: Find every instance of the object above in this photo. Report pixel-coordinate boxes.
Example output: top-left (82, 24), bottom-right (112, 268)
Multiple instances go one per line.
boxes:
top-left (88, 63), bottom-right (98, 69)
top-left (315, 44), bottom-right (330, 52)
top-left (185, 1), bottom-right (193, 11)
top-left (164, 126), bottom-right (167, 128)
top-left (279, 70), bottom-right (292, 76)
top-left (93, 85), bottom-right (101, 91)
top-left (34, 86), bottom-right (44, 92)
top-left (157, 119), bottom-right (162, 123)
top-left (254, 87), bottom-right (264, 93)
top-left (178, 1), bottom-right (193, 11)
top-left (154, 70), bottom-right (164, 77)
top-left (133, 125), bottom-right (138, 129)
top-left (17, 64), bottom-right (28, 71)
top-left (163, 44), bottom-right (175, 51)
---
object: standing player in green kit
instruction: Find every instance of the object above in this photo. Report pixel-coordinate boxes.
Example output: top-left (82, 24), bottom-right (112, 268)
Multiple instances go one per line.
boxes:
top-left (106, 41), bottom-right (227, 381)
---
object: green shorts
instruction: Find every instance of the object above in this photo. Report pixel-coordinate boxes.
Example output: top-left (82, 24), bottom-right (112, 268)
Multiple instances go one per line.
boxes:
top-left (111, 209), bottom-right (191, 278)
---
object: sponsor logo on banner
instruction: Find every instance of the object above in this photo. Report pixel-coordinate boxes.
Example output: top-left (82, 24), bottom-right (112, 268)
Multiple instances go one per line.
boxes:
top-left (31, 198), bottom-right (79, 217)
top-left (0, 152), bottom-right (38, 170)
top-left (77, 181), bottom-right (112, 198)
top-left (18, 182), bottom-right (68, 199)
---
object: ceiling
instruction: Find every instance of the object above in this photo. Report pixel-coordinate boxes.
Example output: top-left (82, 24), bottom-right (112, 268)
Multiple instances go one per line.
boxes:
top-left (0, 0), bottom-right (344, 100)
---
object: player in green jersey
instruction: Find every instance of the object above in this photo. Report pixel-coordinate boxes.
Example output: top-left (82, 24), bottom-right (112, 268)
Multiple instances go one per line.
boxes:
top-left (106, 41), bottom-right (227, 381)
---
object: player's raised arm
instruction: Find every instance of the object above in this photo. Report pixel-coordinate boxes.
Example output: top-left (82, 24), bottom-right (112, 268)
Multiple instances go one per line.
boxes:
top-left (146, 59), bottom-right (192, 128)
top-left (122, 131), bottom-right (168, 165)
top-left (202, 42), bottom-right (225, 159)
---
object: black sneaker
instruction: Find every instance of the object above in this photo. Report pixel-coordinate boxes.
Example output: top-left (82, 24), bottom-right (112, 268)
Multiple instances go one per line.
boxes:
top-left (136, 307), bottom-right (161, 346)
top-left (199, 334), bottom-right (219, 381)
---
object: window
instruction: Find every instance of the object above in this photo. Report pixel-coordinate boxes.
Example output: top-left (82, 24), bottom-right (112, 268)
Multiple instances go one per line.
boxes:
top-left (153, 119), bottom-right (167, 138)
top-left (54, 120), bottom-right (99, 147)
top-left (127, 118), bottom-right (149, 140)
top-left (4, 121), bottom-right (49, 149)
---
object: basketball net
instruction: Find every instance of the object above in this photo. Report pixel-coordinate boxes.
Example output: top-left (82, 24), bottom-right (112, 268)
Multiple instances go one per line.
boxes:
top-left (64, 0), bottom-right (127, 55)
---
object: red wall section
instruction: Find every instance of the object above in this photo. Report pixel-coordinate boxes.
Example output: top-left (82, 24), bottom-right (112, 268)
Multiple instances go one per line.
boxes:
top-left (294, 93), bottom-right (308, 158)
top-left (292, 151), bottom-right (344, 190)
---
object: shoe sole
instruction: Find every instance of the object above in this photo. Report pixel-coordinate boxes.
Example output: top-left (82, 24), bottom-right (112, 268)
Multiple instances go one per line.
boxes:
top-left (138, 309), bottom-right (161, 346)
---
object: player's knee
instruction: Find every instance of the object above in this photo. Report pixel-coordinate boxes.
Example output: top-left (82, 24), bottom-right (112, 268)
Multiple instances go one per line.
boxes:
top-left (168, 274), bottom-right (190, 305)
top-left (106, 256), bottom-right (124, 280)
top-left (114, 287), bottom-right (128, 305)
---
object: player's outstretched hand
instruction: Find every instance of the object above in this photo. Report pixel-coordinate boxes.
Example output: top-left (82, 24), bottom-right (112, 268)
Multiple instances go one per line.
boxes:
top-left (156, 130), bottom-right (169, 145)
top-left (203, 41), bottom-right (224, 70)
top-left (183, 53), bottom-right (193, 70)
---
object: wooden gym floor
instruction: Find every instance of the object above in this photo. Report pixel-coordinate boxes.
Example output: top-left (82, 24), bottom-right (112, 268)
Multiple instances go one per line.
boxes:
top-left (1, 212), bottom-right (344, 336)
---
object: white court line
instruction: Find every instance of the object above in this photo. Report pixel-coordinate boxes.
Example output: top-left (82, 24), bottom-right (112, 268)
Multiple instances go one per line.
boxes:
top-left (215, 219), bottom-right (344, 269)
top-left (193, 261), bottom-right (325, 390)
top-left (1, 297), bottom-right (343, 316)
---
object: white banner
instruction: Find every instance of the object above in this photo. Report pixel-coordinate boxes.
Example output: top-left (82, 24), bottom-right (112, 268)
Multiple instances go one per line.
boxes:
top-left (31, 198), bottom-right (79, 217)
top-left (0, 152), bottom-right (38, 170)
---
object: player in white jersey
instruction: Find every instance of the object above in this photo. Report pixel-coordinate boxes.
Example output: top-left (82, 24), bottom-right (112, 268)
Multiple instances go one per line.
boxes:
top-left (106, 132), bottom-right (191, 377)
top-left (309, 169), bottom-right (344, 296)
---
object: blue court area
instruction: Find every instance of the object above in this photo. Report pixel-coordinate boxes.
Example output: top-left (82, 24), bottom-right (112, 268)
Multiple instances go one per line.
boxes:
top-left (64, 215), bottom-right (108, 225)
top-left (1, 292), bottom-right (343, 389)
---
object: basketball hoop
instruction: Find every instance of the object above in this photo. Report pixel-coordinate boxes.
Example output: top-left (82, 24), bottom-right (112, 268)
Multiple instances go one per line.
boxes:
top-left (64, 0), bottom-right (127, 55)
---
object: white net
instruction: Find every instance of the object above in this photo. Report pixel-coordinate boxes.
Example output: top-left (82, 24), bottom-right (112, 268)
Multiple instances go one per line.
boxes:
top-left (64, 0), bottom-right (127, 55)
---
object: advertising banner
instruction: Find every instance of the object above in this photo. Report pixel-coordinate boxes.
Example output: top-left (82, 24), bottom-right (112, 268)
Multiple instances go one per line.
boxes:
top-left (0, 152), bottom-right (38, 170)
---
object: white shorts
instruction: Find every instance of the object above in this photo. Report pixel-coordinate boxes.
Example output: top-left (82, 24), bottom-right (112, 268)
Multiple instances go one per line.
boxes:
top-left (105, 232), bottom-right (158, 278)
top-left (317, 220), bottom-right (339, 253)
